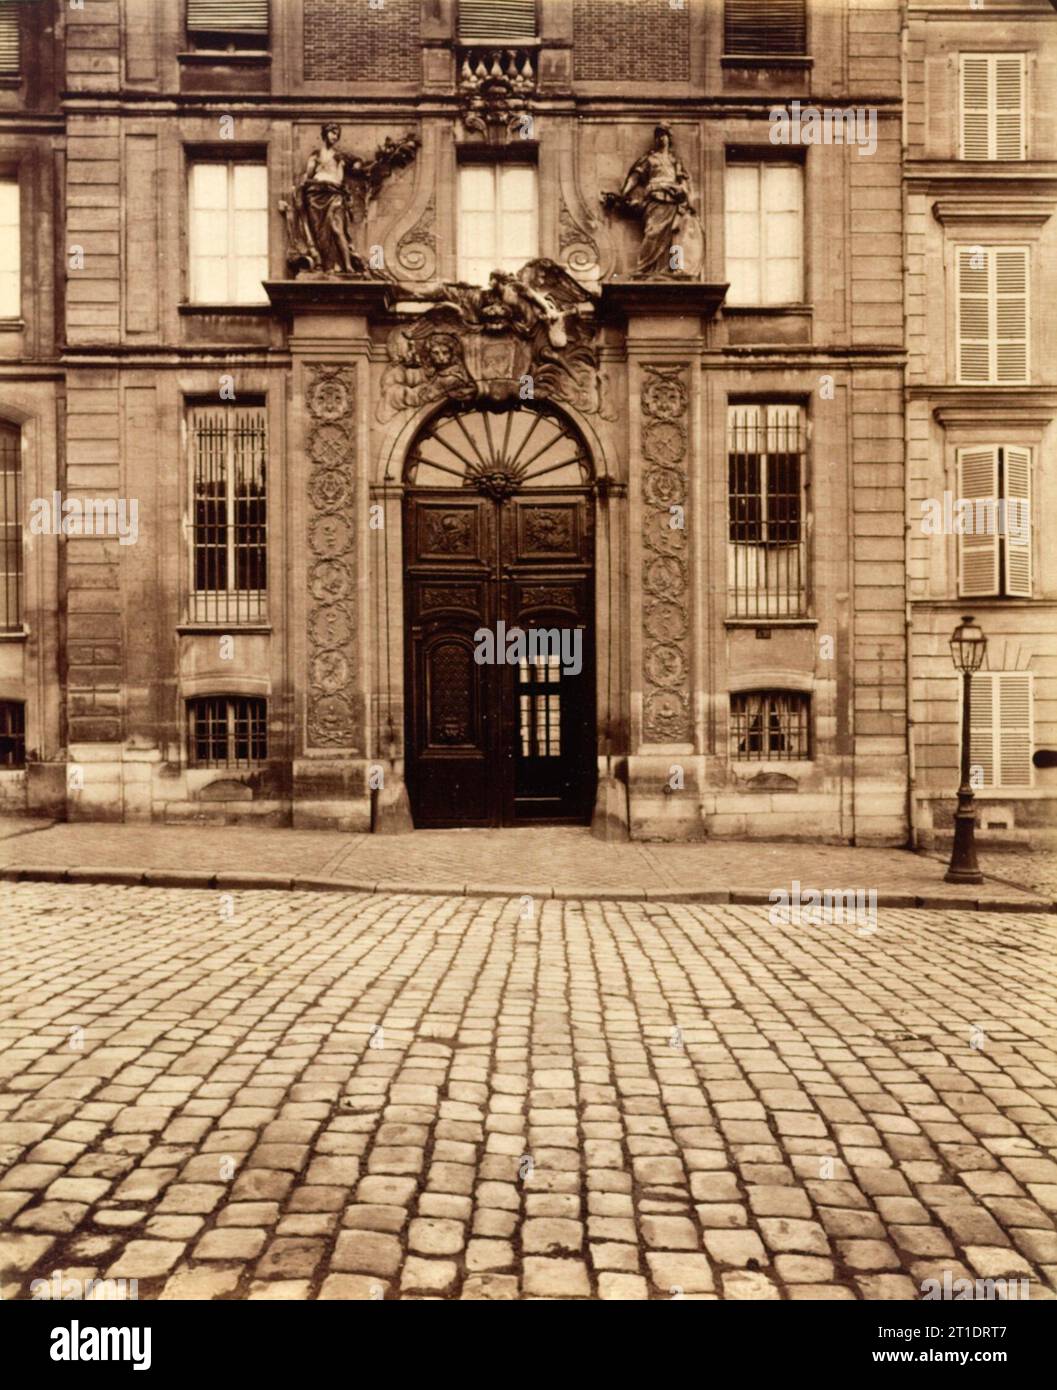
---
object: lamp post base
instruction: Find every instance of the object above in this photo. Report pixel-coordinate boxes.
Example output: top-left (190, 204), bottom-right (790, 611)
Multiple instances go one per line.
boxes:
top-left (944, 794), bottom-right (983, 884)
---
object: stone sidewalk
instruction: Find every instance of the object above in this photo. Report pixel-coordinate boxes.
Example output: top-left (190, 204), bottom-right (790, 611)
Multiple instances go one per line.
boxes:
top-left (1, 885), bottom-right (1055, 1301)
top-left (0, 819), bottom-right (1052, 910)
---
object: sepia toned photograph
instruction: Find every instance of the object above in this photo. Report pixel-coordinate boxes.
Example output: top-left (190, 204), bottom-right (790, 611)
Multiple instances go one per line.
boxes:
top-left (0, 0), bottom-right (1055, 1361)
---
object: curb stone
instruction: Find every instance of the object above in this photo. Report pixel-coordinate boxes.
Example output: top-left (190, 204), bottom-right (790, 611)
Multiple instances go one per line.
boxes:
top-left (3, 864), bottom-right (1054, 912)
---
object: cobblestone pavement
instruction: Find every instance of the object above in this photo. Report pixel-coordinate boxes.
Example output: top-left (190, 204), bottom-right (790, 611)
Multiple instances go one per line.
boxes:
top-left (2, 884), bottom-right (1057, 1301)
top-left (0, 820), bottom-right (1051, 904)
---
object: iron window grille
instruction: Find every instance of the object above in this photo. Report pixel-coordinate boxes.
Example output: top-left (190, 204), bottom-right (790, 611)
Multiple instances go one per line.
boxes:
top-left (187, 695), bottom-right (267, 768)
top-left (724, 0), bottom-right (807, 58)
top-left (0, 421), bottom-right (21, 632)
top-left (731, 691), bottom-right (811, 761)
top-left (188, 404), bottom-right (267, 624)
top-left (0, 699), bottom-right (24, 767)
top-left (728, 404), bottom-right (806, 618)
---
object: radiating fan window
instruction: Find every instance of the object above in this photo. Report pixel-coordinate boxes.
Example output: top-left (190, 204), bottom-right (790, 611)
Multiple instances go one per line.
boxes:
top-left (458, 163), bottom-right (538, 287)
top-left (406, 407), bottom-right (590, 491)
top-left (731, 691), bottom-right (811, 761)
top-left (189, 162), bottom-right (269, 304)
top-left (187, 695), bottom-right (267, 768)
top-left (189, 404), bottom-right (267, 623)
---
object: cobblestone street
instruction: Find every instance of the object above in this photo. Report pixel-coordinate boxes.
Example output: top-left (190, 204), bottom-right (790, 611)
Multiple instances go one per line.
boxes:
top-left (2, 883), bottom-right (1056, 1301)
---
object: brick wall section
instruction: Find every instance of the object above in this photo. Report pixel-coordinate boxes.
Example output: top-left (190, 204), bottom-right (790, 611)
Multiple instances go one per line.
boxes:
top-left (573, 0), bottom-right (689, 83)
top-left (304, 0), bottom-right (420, 82)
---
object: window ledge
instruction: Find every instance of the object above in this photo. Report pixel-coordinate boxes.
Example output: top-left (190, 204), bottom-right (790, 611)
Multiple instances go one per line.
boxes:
top-left (0, 76), bottom-right (21, 89)
top-left (0, 318), bottom-right (25, 332)
top-left (179, 302), bottom-right (272, 316)
top-left (0, 627), bottom-right (28, 642)
top-left (178, 624), bottom-right (271, 635)
top-left (721, 55), bottom-right (813, 69)
top-left (723, 304), bottom-right (812, 316)
top-left (725, 618), bottom-right (817, 629)
top-left (178, 50), bottom-right (271, 66)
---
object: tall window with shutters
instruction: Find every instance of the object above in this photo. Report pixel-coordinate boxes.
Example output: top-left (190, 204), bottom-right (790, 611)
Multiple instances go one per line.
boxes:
top-left (725, 161), bottom-right (803, 306)
top-left (188, 161), bottom-right (269, 305)
top-left (960, 55), bottom-right (1025, 161)
top-left (956, 246), bottom-right (1028, 386)
top-left (956, 446), bottom-right (1032, 600)
top-left (0, 0), bottom-right (19, 77)
top-left (188, 404), bottom-right (267, 625)
top-left (0, 421), bottom-right (21, 633)
top-left (186, 0), bottom-right (269, 51)
top-left (969, 672), bottom-right (1033, 789)
top-left (457, 163), bottom-right (538, 287)
top-left (458, 0), bottom-right (537, 41)
top-left (724, 0), bottom-right (807, 58)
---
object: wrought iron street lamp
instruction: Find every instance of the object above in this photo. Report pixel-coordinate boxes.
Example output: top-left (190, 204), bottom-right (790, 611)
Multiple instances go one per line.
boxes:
top-left (945, 615), bottom-right (988, 884)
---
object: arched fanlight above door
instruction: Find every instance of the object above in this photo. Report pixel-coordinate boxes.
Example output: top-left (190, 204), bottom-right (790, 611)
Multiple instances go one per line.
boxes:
top-left (405, 403), bottom-right (592, 499)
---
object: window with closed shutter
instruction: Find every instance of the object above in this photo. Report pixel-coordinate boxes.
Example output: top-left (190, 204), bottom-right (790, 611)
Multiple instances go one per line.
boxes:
top-left (725, 0), bottom-right (807, 58)
top-left (0, 1), bottom-right (19, 76)
top-left (956, 246), bottom-right (1028, 386)
top-left (956, 446), bottom-right (1033, 600)
top-left (969, 673), bottom-right (1033, 789)
top-left (960, 54), bottom-right (1025, 161)
top-left (187, 0), bottom-right (268, 48)
top-left (458, 1), bottom-right (537, 41)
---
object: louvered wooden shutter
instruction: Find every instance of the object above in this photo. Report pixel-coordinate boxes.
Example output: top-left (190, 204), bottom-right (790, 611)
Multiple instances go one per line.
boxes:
top-left (187, 0), bottom-right (269, 33)
top-left (458, 1), bottom-right (537, 41)
top-left (957, 447), bottom-right (999, 598)
top-left (1003, 445), bottom-right (1031, 598)
top-left (0, 1), bottom-right (19, 76)
top-left (957, 249), bottom-right (991, 384)
top-left (725, 0), bottom-right (807, 57)
top-left (994, 248), bottom-right (1028, 383)
top-left (994, 56), bottom-right (1026, 160)
top-left (970, 673), bottom-right (1034, 789)
top-left (960, 54), bottom-right (1025, 160)
top-left (957, 247), bottom-right (1028, 385)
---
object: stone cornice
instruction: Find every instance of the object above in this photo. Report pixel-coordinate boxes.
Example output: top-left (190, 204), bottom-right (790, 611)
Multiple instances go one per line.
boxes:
top-left (932, 196), bottom-right (1055, 226)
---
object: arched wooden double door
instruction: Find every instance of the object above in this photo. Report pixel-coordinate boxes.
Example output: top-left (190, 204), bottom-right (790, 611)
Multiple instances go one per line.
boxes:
top-left (403, 403), bottom-right (597, 827)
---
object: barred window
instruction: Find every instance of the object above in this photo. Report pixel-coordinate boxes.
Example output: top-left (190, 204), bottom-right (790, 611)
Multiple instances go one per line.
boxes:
top-left (725, 0), bottom-right (807, 58)
top-left (731, 691), bottom-right (811, 761)
top-left (188, 403), bottom-right (267, 625)
top-left (0, 421), bottom-right (21, 632)
top-left (187, 0), bottom-right (269, 50)
top-left (187, 695), bottom-right (267, 768)
top-left (0, 700), bottom-right (24, 767)
top-left (728, 404), bottom-right (805, 618)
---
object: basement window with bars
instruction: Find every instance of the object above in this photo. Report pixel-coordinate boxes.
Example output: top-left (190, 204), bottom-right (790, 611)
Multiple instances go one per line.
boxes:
top-left (960, 54), bottom-right (1025, 161)
top-left (728, 404), bottom-right (806, 618)
top-left (458, 1), bottom-right (537, 41)
top-left (0, 1), bottom-right (19, 78)
top-left (969, 672), bottom-right (1032, 790)
top-left (731, 691), bottom-right (811, 762)
top-left (187, 695), bottom-right (267, 769)
top-left (188, 404), bottom-right (267, 625)
top-left (0, 421), bottom-right (21, 633)
top-left (956, 446), bottom-right (1032, 599)
top-left (0, 700), bottom-right (24, 767)
top-left (724, 0), bottom-right (807, 59)
top-left (187, 0), bottom-right (269, 51)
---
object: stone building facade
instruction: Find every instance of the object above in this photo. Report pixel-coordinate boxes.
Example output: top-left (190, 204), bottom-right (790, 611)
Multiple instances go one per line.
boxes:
top-left (904, 0), bottom-right (1057, 847)
top-left (0, 0), bottom-right (1046, 844)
